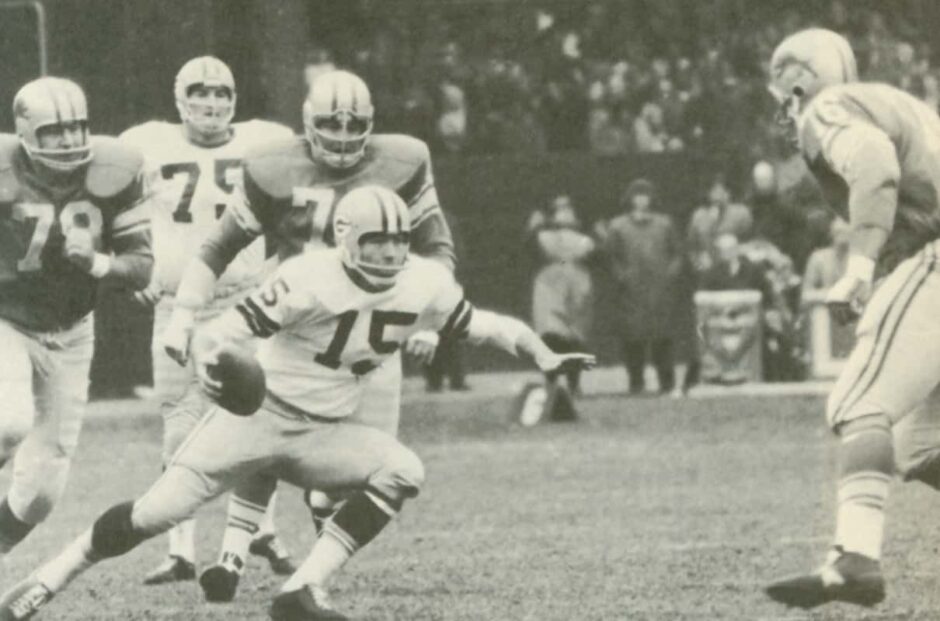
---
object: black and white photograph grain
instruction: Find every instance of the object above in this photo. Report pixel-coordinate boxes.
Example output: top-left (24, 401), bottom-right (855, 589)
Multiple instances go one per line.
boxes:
top-left (0, 0), bottom-right (938, 619)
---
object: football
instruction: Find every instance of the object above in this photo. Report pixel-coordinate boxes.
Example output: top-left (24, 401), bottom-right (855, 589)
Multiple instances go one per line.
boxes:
top-left (207, 345), bottom-right (266, 416)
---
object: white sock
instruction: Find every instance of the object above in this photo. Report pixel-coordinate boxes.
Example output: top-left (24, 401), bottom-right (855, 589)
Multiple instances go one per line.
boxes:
top-left (167, 518), bottom-right (196, 563)
top-left (257, 491), bottom-right (277, 537)
top-left (834, 471), bottom-right (890, 560)
top-left (34, 530), bottom-right (96, 592)
top-left (218, 496), bottom-right (266, 573)
top-left (280, 530), bottom-right (353, 593)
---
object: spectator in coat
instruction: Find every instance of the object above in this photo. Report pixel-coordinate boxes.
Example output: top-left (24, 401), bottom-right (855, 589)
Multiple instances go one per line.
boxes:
top-left (687, 177), bottom-right (754, 275)
top-left (531, 204), bottom-right (595, 395)
top-left (602, 179), bottom-right (683, 394)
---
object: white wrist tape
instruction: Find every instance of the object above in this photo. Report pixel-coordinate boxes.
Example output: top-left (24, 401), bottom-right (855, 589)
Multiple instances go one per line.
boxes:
top-left (89, 253), bottom-right (112, 278)
top-left (846, 255), bottom-right (875, 282)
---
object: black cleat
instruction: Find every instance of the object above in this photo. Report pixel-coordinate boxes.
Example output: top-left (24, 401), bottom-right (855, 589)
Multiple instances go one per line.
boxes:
top-left (765, 548), bottom-right (885, 609)
top-left (250, 533), bottom-right (297, 576)
top-left (142, 555), bottom-right (196, 585)
top-left (0, 577), bottom-right (53, 620)
top-left (269, 586), bottom-right (348, 621)
top-left (199, 564), bottom-right (240, 603)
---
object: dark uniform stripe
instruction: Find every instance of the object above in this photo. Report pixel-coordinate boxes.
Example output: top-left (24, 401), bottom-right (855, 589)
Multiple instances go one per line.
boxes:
top-left (440, 299), bottom-right (469, 337)
top-left (835, 246), bottom-right (936, 423)
top-left (244, 298), bottom-right (281, 334)
top-left (235, 303), bottom-right (265, 337)
top-left (45, 83), bottom-right (62, 124)
top-left (451, 305), bottom-right (474, 339)
top-left (330, 79), bottom-right (338, 112)
top-left (399, 161), bottom-right (428, 204)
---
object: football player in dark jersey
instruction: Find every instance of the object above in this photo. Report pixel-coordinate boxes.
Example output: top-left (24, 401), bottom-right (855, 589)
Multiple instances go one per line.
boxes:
top-left (0, 77), bottom-right (151, 558)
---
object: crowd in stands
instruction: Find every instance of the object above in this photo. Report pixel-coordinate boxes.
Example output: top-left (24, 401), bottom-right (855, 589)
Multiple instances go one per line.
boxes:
top-left (307, 0), bottom-right (939, 161)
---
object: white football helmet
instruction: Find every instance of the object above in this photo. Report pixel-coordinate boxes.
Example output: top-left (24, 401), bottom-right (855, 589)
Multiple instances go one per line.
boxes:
top-left (333, 186), bottom-right (410, 288)
top-left (13, 77), bottom-right (92, 171)
top-left (303, 70), bottom-right (374, 169)
top-left (769, 28), bottom-right (857, 130)
top-left (175, 56), bottom-right (236, 136)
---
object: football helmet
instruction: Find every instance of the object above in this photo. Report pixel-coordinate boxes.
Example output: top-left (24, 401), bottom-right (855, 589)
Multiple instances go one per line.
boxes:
top-left (333, 186), bottom-right (410, 288)
top-left (13, 77), bottom-right (92, 171)
top-left (303, 70), bottom-right (373, 169)
top-left (175, 56), bottom-right (236, 136)
top-left (769, 28), bottom-right (857, 130)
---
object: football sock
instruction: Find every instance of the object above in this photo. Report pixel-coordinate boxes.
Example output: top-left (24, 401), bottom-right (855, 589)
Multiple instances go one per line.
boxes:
top-left (257, 490), bottom-right (278, 537)
top-left (282, 490), bottom-right (396, 592)
top-left (167, 518), bottom-right (196, 564)
top-left (218, 495), bottom-right (265, 573)
top-left (34, 529), bottom-right (96, 592)
top-left (0, 496), bottom-right (35, 553)
top-left (833, 418), bottom-right (893, 561)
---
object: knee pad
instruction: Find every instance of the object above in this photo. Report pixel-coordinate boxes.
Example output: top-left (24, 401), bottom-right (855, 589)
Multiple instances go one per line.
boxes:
top-left (370, 447), bottom-right (425, 505)
top-left (91, 501), bottom-right (152, 559)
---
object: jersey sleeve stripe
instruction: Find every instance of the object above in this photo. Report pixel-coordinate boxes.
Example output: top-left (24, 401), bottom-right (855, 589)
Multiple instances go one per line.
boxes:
top-left (234, 303), bottom-right (267, 337)
top-left (451, 305), bottom-right (474, 339)
top-left (399, 160), bottom-right (430, 203)
top-left (244, 298), bottom-right (281, 334)
top-left (440, 299), bottom-right (468, 336)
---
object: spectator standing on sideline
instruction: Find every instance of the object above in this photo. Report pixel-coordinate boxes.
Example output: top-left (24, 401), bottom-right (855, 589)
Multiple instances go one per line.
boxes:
top-left (802, 217), bottom-right (851, 297)
top-left (531, 201), bottom-right (595, 395)
top-left (687, 177), bottom-right (753, 275)
top-left (602, 179), bottom-right (682, 395)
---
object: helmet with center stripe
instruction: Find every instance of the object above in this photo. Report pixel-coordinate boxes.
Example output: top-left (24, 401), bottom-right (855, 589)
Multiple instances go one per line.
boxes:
top-left (13, 77), bottom-right (92, 171)
top-left (303, 70), bottom-right (374, 169)
top-left (333, 186), bottom-right (410, 288)
top-left (175, 56), bottom-right (236, 137)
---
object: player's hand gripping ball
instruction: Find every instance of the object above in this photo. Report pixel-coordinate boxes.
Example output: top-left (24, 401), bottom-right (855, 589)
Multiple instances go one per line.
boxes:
top-left (196, 341), bottom-right (266, 416)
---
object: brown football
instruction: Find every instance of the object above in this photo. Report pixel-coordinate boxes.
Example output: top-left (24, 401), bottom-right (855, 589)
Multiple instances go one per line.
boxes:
top-left (207, 345), bottom-right (266, 416)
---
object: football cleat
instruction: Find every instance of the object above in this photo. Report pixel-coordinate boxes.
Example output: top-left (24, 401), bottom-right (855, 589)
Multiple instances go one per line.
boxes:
top-left (142, 555), bottom-right (196, 585)
top-left (269, 586), bottom-right (348, 621)
top-left (199, 564), bottom-right (240, 603)
top-left (0, 577), bottom-right (53, 621)
top-left (250, 533), bottom-right (297, 576)
top-left (765, 547), bottom-right (885, 609)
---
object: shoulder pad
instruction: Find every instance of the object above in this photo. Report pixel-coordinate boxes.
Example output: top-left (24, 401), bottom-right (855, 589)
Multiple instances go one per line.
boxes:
top-left (369, 134), bottom-right (430, 165)
top-left (0, 134), bottom-right (21, 172)
top-left (239, 119), bottom-right (295, 142)
top-left (86, 136), bottom-right (145, 198)
top-left (244, 137), bottom-right (311, 200)
top-left (119, 120), bottom-right (175, 146)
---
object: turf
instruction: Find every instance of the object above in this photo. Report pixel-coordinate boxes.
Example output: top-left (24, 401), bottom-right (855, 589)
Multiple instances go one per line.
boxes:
top-left (3, 392), bottom-right (940, 620)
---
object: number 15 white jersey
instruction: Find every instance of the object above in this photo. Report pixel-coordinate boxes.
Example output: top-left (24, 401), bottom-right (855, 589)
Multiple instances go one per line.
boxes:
top-left (212, 249), bottom-right (474, 419)
top-left (120, 120), bottom-right (293, 297)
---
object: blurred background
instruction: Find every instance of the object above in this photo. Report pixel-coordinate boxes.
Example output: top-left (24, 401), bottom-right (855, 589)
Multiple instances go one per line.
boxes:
top-left (2, 0), bottom-right (934, 396)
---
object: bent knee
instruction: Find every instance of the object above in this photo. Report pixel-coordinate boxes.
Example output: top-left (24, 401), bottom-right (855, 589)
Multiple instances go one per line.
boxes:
top-left (373, 447), bottom-right (425, 502)
top-left (896, 447), bottom-right (940, 489)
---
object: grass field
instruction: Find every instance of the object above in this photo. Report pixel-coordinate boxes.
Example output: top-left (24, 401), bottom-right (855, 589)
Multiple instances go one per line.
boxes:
top-left (2, 391), bottom-right (940, 620)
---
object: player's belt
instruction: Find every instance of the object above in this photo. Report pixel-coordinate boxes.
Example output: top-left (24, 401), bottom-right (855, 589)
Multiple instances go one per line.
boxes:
top-left (264, 390), bottom-right (342, 424)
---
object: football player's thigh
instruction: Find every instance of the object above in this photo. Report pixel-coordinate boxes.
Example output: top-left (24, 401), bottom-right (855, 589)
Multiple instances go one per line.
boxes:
top-left (169, 406), bottom-right (282, 487)
top-left (894, 385), bottom-right (940, 478)
top-left (828, 260), bottom-right (940, 428)
top-left (352, 353), bottom-right (402, 435)
top-left (277, 422), bottom-right (414, 495)
top-left (161, 377), bottom-right (211, 462)
top-left (0, 319), bottom-right (36, 451)
top-left (29, 316), bottom-right (94, 456)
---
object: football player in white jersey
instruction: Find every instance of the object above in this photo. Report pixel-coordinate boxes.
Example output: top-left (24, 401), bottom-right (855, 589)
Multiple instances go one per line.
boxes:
top-left (0, 186), bottom-right (594, 621)
top-left (120, 56), bottom-right (296, 585)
